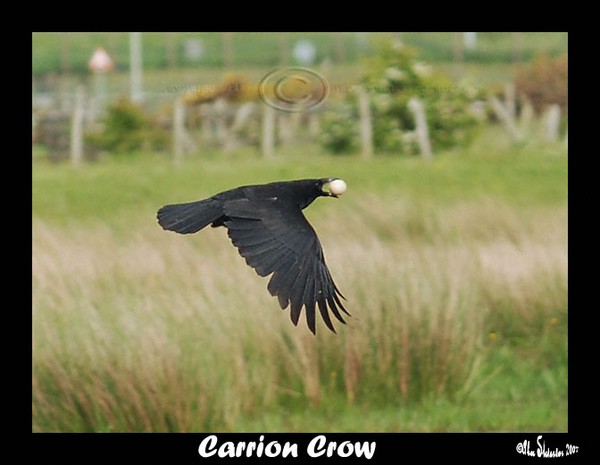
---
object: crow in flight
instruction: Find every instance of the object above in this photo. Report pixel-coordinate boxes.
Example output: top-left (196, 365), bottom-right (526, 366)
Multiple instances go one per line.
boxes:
top-left (157, 178), bottom-right (349, 334)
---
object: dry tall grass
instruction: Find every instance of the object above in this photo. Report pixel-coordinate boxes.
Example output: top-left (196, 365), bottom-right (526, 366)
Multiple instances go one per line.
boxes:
top-left (32, 194), bottom-right (567, 431)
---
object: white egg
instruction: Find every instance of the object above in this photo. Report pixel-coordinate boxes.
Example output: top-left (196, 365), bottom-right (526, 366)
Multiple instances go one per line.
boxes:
top-left (329, 179), bottom-right (347, 196)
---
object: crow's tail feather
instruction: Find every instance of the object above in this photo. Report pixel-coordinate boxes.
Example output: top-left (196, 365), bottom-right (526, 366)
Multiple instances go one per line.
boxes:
top-left (157, 199), bottom-right (223, 234)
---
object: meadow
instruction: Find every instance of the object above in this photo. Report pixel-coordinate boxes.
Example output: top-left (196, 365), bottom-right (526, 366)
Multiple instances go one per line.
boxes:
top-left (32, 138), bottom-right (567, 432)
top-left (32, 32), bottom-right (567, 75)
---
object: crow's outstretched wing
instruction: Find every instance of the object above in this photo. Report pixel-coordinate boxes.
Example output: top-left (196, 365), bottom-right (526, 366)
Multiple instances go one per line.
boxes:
top-left (223, 197), bottom-right (349, 334)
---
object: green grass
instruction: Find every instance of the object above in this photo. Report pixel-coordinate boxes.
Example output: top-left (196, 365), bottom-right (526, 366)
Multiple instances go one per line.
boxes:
top-left (32, 32), bottom-right (567, 76)
top-left (32, 137), bottom-right (566, 223)
top-left (32, 141), bottom-right (567, 432)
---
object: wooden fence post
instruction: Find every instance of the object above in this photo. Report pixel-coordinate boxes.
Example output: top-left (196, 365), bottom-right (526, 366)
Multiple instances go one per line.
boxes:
top-left (544, 104), bottom-right (561, 142)
top-left (504, 82), bottom-right (516, 120)
top-left (356, 86), bottom-right (373, 159)
top-left (224, 102), bottom-right (256, 152)
top-left (262, 104), bottom-right (275, 159)
top-left (130, 32), bottom-right (144, 103)
top-left (453, 32), bottom-right (464, 79)
top-left (278, 111), bottom-right (296, 146)
top-left (173, 97), bottom-right (185, 164)
top-left (489, 95), bottom-right (523, 142)
top-left (199, 104), bottom-right (213, 144)
top-left (32, 78), bottom-right (35, 143)
top-left (408, 97), bottom-right (433, 159)
top-left (222, 32), bottom-right (234, 68)
top-left (70, 85), bottom-right (85, 166)
top-left (518, 97), bottom-right (534, 134)
top-left (308, 111), bottom-right (320, 137)
top-left (213, 98), bottom-right (229, 147)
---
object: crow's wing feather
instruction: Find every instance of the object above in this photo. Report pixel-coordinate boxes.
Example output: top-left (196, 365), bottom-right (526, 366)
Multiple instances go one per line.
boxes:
top-left (223, 197), bottom-right (348, 334)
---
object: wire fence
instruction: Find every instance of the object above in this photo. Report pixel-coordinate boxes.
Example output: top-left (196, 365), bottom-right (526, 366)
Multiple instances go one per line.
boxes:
top-left (33, 77), bottom-right (567, 167)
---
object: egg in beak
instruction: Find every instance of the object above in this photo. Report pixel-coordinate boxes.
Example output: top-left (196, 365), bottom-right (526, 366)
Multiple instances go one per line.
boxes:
top-left (321, 178), bottom-right (347, 198)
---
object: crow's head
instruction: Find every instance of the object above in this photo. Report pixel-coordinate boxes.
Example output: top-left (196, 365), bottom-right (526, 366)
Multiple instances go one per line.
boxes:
top-left (295, 178), bottom-right (347, 210)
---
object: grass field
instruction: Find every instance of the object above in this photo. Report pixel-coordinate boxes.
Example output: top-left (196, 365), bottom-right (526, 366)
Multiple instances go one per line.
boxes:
top-left (32, 138), bottom-right (567, 432)
top-left (32, 33), bottom-right (567, 111)
top-left (32, 32), bottom-right (568, 75)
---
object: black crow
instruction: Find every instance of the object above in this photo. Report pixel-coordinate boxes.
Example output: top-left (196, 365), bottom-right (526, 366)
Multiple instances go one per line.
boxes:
top-left (157, 178), bottom-right (349, 334)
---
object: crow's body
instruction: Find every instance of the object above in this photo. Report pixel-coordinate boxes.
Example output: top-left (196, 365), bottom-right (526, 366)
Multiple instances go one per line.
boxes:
top-left (157, 178), bottom-right (349, 334)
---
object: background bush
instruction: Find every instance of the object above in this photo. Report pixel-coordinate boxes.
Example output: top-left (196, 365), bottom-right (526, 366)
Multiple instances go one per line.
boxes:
top-left (85, 99), bottom-right (170, 155)
top-left (319, 42), bottom-right (481, 155)
top-left (515, 54), bottom-right (568, 114)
